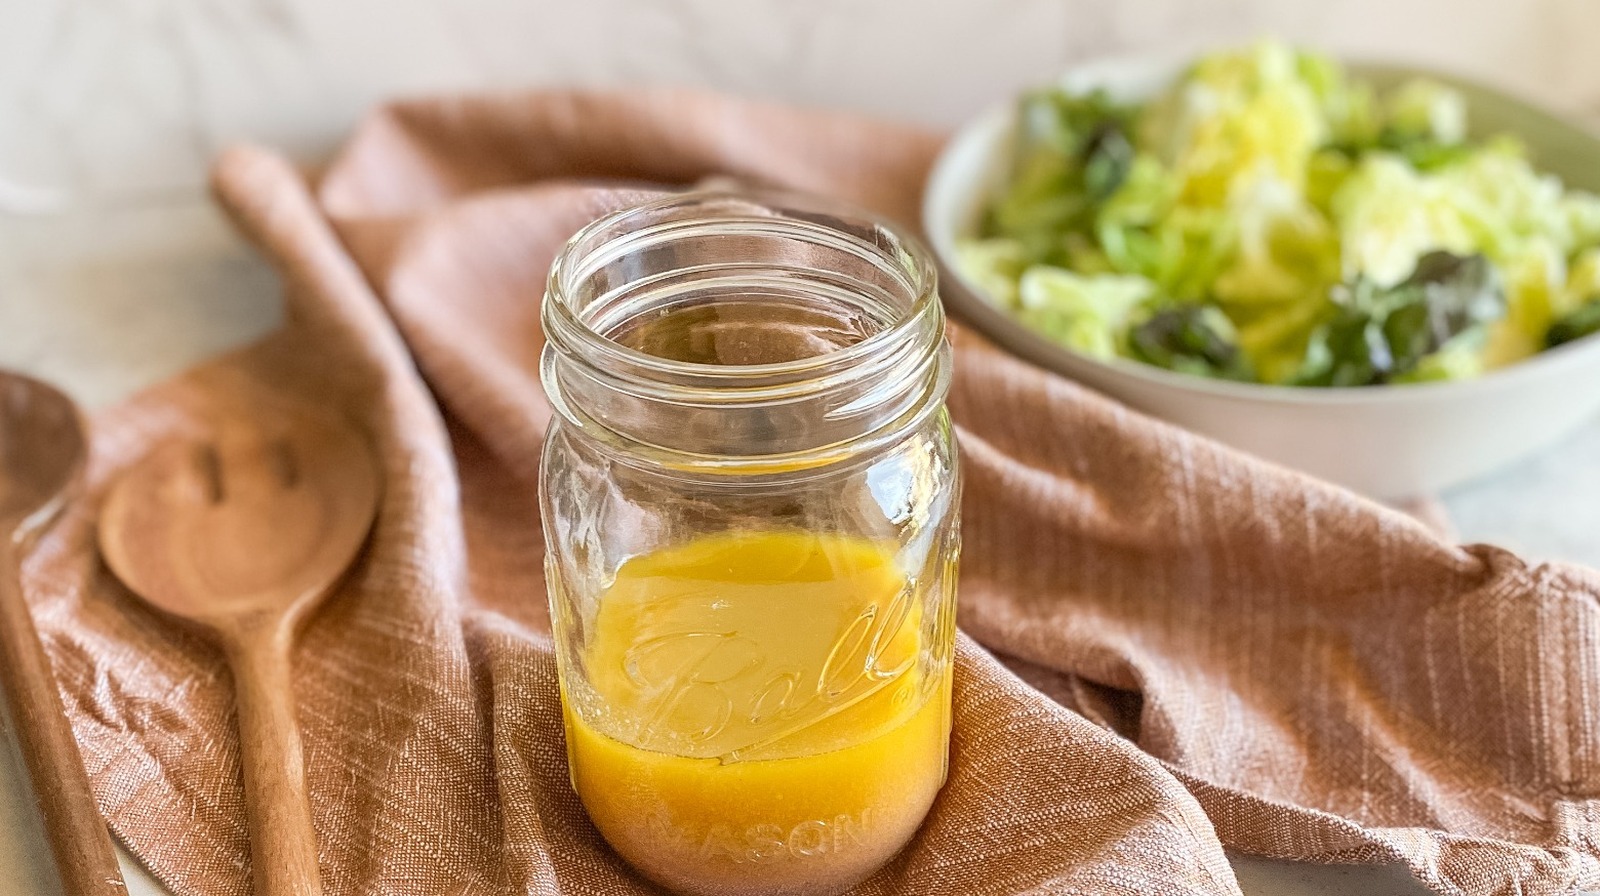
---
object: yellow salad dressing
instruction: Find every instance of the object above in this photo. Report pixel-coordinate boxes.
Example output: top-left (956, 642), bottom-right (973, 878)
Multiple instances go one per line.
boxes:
top-left (560, 530), bottom-right (953, 896)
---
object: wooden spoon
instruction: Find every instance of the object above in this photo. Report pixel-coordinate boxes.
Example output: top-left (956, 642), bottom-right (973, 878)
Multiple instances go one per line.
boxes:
top-left (0, 371), bottom-right (128, 895)
top-left (98, 412), bottom-right (379, 896)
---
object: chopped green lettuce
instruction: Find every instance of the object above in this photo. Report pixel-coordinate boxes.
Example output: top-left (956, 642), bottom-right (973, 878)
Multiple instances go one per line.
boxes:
top-left (1332, 155), bottom-right (1478, 286)
top-left (1483, 238), bottom-right (1563, 366)
top-left (1562, 248), bottom-right (1600, 315)
top-left (1386, 78), bottom-right (1467, 145)
top-left (984, 88), bottom-right (1136, 267)
top-left (1014, 267), bottom-right (1154, 359)
top-left (954, 39), bottom-right (1600, 387)
top-left (954, 239), bottom-right (1028, 310)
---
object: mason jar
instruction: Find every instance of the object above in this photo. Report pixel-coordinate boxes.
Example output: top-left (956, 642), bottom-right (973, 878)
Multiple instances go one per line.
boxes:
top-left (539, 191), bottom-right (961, 896)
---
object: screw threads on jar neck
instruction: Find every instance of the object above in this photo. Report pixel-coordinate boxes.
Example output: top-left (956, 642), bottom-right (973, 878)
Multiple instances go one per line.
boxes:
top-left (541, 191), bottom-right (951, 471)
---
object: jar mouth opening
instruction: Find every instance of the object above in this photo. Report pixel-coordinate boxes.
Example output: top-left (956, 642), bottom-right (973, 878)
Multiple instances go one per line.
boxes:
top-left (544, 190), bottom-right (940, 384)
top-left (540, 189), bottom-right (951, 468)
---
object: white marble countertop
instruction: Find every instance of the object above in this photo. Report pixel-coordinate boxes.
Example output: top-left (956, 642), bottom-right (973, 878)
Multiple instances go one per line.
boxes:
top-left (3, 1), bottom-right (1600, 894)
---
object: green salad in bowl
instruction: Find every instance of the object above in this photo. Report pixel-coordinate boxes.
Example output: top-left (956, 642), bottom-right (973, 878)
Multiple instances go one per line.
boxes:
top-left (957, 40), bottom-right (1600, 387)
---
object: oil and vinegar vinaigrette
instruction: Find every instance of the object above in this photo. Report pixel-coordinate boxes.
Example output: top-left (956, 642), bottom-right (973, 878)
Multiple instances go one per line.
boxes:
top-left (559, 532), bottom-right (952, 896)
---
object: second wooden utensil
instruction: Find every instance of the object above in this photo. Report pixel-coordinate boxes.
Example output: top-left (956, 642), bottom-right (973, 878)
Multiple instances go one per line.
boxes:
top-left (98, 413), bottom-right (380, 896)
top-left (0, 370), bottom-right (127, 896)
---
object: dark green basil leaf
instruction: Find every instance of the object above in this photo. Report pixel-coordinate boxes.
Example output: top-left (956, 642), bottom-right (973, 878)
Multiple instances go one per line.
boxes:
top-left (1379, 127), bottom-right (1474, 171)
top-left (1082, 123), bottom-right (1134, 202)
top-left (1128, 306), bottom-right (1254, 381)
top-left (1297, 306), bottom-right (1395, 386)
top-left (1389, 251), bottom-right (1503, 353)
top-left (1547, 301), bottom-right (1600, 347)
top-left (1323, 127), bottom-right (1473, 172)
top-left (1297, 250), bottom-right (1503, 386)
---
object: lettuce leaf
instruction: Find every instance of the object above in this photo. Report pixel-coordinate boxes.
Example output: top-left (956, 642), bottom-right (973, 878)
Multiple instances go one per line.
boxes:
top-left (955, 239), bottom-right (1029, 310)
top-left (983, 89), bottom-right (1136, 266)
top-left (1014, 266), bottom-right (1155, 359)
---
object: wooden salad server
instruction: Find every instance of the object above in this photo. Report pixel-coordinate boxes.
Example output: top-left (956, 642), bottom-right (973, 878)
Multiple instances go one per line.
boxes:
top-left (98, 412), bottom-right (379, 896)
top-left (0, 370), bottom-right (127, 895)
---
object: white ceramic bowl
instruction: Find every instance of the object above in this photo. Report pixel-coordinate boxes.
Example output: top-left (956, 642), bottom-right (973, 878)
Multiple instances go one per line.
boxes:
top-left (924, 56), bottom-right (1600, 499)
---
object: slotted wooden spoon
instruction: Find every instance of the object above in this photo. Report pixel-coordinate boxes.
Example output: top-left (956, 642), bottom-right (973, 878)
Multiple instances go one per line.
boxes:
top-left (98, 413), bottom-right (379, 896)
top-left (0, 370), bottom-right (127, 896)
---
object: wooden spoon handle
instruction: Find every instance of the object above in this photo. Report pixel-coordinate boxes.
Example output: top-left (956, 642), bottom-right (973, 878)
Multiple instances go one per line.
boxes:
top-left (228, 633), bottom-right (324, 896)
top-left (0, 539), bottom-right (127, 895)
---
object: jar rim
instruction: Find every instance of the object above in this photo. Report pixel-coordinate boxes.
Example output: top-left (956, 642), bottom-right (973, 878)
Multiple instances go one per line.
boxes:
top-left (539, 189), bottom-right (951, 472)
top-left (543, 189), bottom-right (940, 384)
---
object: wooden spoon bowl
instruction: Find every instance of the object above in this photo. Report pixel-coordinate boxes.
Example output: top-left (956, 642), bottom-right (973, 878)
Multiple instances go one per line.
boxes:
top-left (99, 410), bottom-right (379, 896)
top-left (0, 372), bottom-right (87, 536)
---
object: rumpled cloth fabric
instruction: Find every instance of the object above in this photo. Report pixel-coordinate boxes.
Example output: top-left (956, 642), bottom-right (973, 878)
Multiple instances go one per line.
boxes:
top-left (22, 88), bottom-right (1600, 896)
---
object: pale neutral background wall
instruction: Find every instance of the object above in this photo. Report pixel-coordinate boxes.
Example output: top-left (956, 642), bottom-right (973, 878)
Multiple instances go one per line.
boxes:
top-left (5, 0), bottom-right (1600, 204)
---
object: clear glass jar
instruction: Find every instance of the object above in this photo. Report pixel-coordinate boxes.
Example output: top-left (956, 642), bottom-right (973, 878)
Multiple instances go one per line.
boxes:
top-left (539, 191), bottom-right (961, 896)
